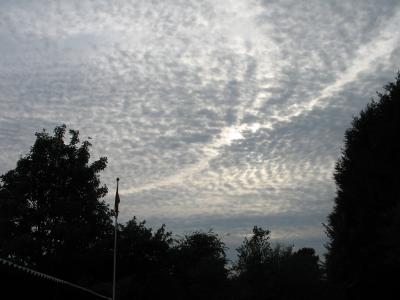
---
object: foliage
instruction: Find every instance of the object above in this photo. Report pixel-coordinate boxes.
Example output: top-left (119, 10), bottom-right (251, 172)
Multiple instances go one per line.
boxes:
top-left (234, 226), bottom-right (322, 300)
top-left (325, 73), bottom-right (400, 298)
top-left (171, 230), bottom-right (228, 300)
top-left (118, 217), bottom-right (172, 274)
top-left (116, 217), bottom-right (173, 300)
top-left (0, 124), bottom-right (327, 299)
top-left (0, 125), bottom-right (113, 282)
top-left (235, 226), bottom-right (272, 278)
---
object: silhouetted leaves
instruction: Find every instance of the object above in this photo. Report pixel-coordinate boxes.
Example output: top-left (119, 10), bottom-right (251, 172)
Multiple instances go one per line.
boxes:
top-left (0, 124), bottom-right (327, 300)
top-left (0, 125), bottom-right (113, 284)
top-left (114, 217), bottom-right (172, 300)
top-left (170, 231), bottom-right (228, 300)
top-left (233, 227), bottom-right (322, 300)
top-left (325, 73), bottom-right (400, 298)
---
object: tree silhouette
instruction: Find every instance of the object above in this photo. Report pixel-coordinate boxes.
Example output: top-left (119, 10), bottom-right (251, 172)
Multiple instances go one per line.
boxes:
top-left (116, 217), bottom-right (173, 300)
top-left (0, 125), bottom-right (113, 283)
top-left (234, 227), bottom-right (322, 300)
top-left (235, 226), bottom-right (272, 279)
top-left (171, 230), bottom-right (228, 300)
top-left (325, 73), bottom-right (400, 298)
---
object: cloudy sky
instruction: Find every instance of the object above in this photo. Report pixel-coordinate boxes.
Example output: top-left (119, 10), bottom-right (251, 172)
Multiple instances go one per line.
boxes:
top-left (1, 0), bottom-right (399, 258)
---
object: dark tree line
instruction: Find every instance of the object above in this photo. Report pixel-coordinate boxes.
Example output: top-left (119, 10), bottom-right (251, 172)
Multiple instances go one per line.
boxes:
top-left (1, 73), bottom-right (399, 299)
top-left (233, 227), bottom-right (322, 300)
top-left (0, 125), bottom-right (323, 299)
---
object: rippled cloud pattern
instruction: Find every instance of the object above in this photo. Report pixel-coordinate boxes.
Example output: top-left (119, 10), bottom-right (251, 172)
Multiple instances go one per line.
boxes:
top-left (1, 0), bottom-right (400, 255)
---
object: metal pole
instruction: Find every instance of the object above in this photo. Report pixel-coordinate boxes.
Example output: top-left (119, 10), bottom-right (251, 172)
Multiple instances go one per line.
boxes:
top-left (113, 214), bottom-right (118, 300)
top-left (113, 178), bottom-right (119, 300)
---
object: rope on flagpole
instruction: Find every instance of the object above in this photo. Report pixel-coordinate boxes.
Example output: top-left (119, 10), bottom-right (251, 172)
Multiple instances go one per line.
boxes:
top-left (0, 257), bottom-right (112, 300)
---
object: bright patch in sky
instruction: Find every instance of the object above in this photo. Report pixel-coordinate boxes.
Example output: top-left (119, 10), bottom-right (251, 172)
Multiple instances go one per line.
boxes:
top-left (222, 127), bottom-right (245, 144)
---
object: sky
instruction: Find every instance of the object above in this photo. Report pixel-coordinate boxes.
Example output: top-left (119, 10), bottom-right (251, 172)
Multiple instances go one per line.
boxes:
top-left (1, 0), bottom-right (399, 259)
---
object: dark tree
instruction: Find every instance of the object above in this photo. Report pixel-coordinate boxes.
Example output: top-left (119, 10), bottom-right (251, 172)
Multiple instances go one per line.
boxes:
top-left (325, 74), bottom-right (400, 298)
top-left (116, 217), bottom-right (173, 300)
top-left (235, 226), bottom-right (272, 279)
top-left (171, 230), bottom-right (228, 300)
top-left (284, 248), bottom-right (323, 299)
top-left (234, 227), bottom-right (322, 300)
top-left (0, 125), bottom-right (113, 283)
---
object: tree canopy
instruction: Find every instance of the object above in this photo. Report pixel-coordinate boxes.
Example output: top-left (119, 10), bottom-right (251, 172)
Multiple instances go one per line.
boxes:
top-left (325, 73), bottom-right (400, 298)
top-left (171, 230), bottom-right (228, 300)
top-left (0, 125), bottom-right (113, 281)
top-left (0, 124), bottom-right (327, 300)
top-left (234, 226), bottom-right (322, 300)
top-left (116, 217), bottom-right (173, 300)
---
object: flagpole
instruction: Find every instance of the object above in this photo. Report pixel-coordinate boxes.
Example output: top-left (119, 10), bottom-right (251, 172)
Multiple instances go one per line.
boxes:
top-left (113, 178), bottom-right (119, 300)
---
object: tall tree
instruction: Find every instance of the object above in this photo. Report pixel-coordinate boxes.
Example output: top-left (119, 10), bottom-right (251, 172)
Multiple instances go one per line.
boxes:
top-left (325, 74), bottom-right (400, 298)
top-left (116, 217), bottom-right (173, 300)
top-left (234, 227), bottom-right (322, 300)
top-left (0, 125), bottom-right (113, 282)
top-left (235, 226), bottom-right (272, 279)
top-left (233, 226), bottom-right (281, 300)
top-left (171, 230), bottom-right (228, 300)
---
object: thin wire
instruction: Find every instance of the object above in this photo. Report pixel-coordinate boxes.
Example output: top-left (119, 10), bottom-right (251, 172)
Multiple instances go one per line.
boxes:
top-left (0, 257), bottom-right (112, 300)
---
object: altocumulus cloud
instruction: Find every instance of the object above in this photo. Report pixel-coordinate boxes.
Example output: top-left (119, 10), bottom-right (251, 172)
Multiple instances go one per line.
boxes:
top-left (1, 0), bottom-right (400, 257)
